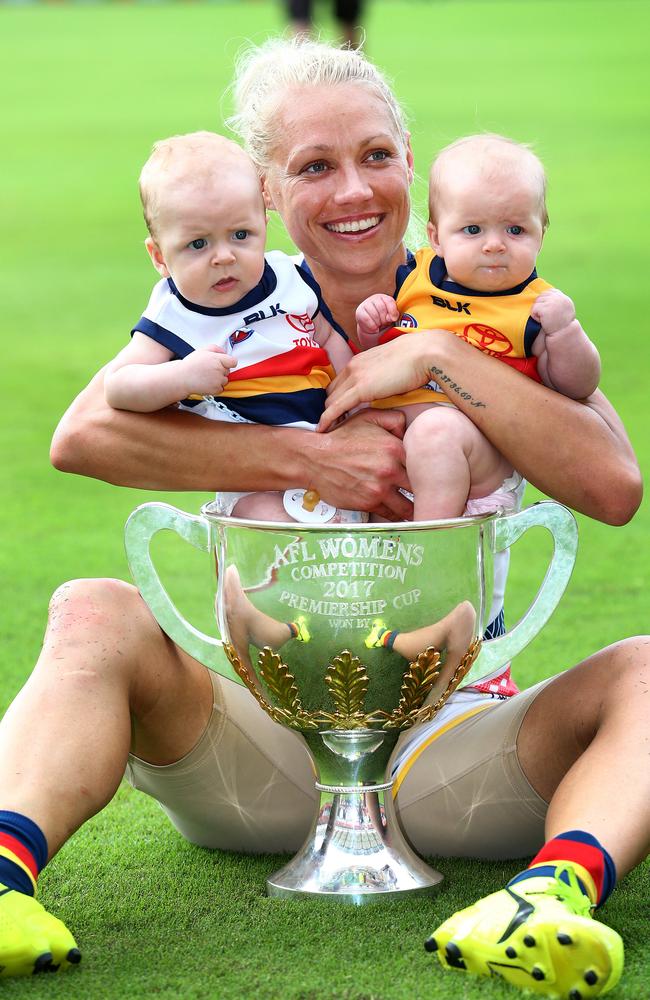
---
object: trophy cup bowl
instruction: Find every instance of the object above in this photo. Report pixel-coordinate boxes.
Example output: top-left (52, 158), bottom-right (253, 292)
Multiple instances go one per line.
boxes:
top-left (125, 501), bottom-right (577, 903)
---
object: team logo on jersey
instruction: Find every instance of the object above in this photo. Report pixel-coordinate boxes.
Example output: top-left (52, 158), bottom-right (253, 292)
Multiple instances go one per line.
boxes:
top-left (462, 323), bottom-right (513, 356)
top-left (286, 312), bottom-right (316, 335)
top-left (398, 313), bottom-right (418, 328)
top-left (229, 328), bottom-right (254, 349)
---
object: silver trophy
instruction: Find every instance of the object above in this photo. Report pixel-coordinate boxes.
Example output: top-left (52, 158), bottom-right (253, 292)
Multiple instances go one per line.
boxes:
top-left (125, 501), bottom-right (577, 902)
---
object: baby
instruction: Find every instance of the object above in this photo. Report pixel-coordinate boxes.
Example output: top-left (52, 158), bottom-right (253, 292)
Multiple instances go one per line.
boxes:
top-left (104, 131), bottom-right (357, 523)
top-left (323, 134), bottom-right (601, 520)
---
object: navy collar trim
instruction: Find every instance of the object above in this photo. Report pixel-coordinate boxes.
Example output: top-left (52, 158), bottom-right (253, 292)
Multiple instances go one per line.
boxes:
top-left (167, 261), bottom-right (277, 316)
top-left (394, 250), bottom-right (416, 297)
top-left (429, 255), bottom-right (538, 297)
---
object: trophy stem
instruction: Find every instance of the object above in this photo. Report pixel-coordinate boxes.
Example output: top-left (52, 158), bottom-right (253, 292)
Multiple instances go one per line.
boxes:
top-left (266, 778), bottom-right (443, 903)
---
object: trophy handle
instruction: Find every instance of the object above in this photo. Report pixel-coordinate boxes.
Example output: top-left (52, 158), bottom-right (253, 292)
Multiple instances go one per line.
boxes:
top-left (467, 501), bottom-right (578, 685)
top-left (124, 502), bottom-right (242, 684)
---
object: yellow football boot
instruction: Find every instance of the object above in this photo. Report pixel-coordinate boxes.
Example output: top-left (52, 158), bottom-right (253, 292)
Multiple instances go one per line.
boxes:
top-left (425, 866), bottom-right (623, 999)
top-left (0, 884), bottom-right (80, 977)
top-left (294, 616), bottom-right (311, 643)
top-left (364, 620), bottom-right (388, 649)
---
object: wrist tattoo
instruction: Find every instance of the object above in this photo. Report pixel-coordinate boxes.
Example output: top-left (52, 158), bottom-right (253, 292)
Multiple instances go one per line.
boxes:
top-left (429, 366), bottom-right (487, 408)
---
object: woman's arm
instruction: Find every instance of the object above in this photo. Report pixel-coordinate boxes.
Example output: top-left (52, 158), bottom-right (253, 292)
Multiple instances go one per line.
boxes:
top-left (322, 330), bottom-right (642, 525)
top-left (50, 367), bottom-right (413, 519)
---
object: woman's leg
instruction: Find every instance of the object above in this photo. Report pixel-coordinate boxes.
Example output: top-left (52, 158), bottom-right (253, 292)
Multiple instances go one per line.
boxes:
top-left (0, 578), bottom-right (214, 859)
top-left (422, 637), bottom-right (650, 997)
top-left (517, 636), bottom-right (650, 876)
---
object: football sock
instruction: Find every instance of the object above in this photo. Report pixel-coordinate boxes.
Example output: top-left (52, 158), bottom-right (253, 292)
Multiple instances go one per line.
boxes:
top-left (286, 618), bottom-right (310, 642)
top-left (366, 622), bottom-right (399, 650)
top-left (508, 829), bottom-right (617, 908)
top-left (0, 810), bottom-right (48, 897)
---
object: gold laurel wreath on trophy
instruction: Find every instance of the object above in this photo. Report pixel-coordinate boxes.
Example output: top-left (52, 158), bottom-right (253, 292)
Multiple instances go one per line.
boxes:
top-left (223, 638), bottom-right (481, 732)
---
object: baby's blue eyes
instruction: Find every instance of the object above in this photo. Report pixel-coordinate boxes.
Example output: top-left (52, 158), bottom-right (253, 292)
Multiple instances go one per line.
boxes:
top-left (187, 233), bottom-right (249, 249)
top-left (462, 224), bottom-right (525, 236)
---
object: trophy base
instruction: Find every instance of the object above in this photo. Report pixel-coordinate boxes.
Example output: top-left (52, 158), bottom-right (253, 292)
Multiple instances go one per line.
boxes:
top-left (266, 784), bottom-right (443, 903)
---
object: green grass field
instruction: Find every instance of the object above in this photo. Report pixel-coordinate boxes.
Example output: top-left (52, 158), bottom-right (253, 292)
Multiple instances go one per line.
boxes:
top-left (1, 1), bottom-right (649, 996)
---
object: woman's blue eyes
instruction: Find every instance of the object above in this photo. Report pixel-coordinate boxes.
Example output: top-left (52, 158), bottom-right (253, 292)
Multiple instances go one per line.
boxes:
top-left (304, 161), bottom-right (328, 175)
top-left (302, 150), bottom-right (391, 174)
top-left (188, 238), bottom-right (207, 250)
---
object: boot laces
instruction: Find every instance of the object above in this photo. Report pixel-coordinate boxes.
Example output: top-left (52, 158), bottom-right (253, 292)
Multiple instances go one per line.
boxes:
top-left (539, 864), bottom-right (594, 917)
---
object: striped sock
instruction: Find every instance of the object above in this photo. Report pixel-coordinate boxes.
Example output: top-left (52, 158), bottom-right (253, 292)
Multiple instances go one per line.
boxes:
top-left (0, 811), bottom-right (48, 897)
top-left (381, 629), bottom-right (399, 651)
top-left (508, 830), bottom-right (617, 908)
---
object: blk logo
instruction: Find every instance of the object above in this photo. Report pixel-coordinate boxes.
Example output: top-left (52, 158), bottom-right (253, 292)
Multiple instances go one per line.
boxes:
top-left (242, 303), bottom-right (287, 325)
top-left (431, 295), bottom-right (471, 315)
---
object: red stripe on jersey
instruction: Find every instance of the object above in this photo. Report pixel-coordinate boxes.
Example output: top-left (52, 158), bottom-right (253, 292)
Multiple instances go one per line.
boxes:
top-left (0, 833), bottom-right (39, 879)
top-left (499, 355), bottom-right (542, 382)
top-left (378, 327), bottom-right (407, 345)
top-left (228, 345), bottom-right (331, 382)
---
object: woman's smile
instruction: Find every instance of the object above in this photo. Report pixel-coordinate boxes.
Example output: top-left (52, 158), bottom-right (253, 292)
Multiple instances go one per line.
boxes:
top-left (324, 214), bottom-right (383, 235)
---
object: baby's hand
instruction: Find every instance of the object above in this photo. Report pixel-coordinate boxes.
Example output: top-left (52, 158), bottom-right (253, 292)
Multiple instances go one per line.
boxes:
top-left (356, 294), bottom-right (400, 342)
top-left (530, 289), bottom-right (576, 335)
top-left (180, 345), bottom-right (237, 396)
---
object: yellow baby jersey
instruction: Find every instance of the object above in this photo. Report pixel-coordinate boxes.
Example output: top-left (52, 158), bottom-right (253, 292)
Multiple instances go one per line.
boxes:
top-left (373, 248), bottom-right (551, 409)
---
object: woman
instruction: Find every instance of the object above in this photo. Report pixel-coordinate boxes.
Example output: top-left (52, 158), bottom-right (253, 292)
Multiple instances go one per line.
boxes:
top-left (1, 38), bottom-right (647, 998)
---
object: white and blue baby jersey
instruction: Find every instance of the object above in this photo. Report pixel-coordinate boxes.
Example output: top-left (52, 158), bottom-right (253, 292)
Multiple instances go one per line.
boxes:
top-left (133, 250), bottom-right (337, 430)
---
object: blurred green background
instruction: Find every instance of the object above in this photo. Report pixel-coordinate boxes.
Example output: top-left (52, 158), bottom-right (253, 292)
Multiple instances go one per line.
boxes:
top-left (1, 1), bottom-right (648, 997)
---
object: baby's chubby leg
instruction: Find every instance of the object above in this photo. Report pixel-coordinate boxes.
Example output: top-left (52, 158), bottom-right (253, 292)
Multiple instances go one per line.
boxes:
top-left (232, 491), bottom-right (364, 525)
top-left (403, 406), bottom-right (513, 520)
top-left (231, 492), bottom-right (291, 521)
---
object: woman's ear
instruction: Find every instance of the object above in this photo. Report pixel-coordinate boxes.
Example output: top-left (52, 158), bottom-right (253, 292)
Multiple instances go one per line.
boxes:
top-left (145, 237), bottom-right (170, 278)
top-left (405, 132), bottom-right (415, 184)
top-left (261, 175), bottom-right (276, 210)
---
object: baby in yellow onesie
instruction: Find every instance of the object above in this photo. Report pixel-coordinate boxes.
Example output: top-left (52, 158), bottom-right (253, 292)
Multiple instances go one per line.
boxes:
top-left (335, 134), bottom-right (601, 520)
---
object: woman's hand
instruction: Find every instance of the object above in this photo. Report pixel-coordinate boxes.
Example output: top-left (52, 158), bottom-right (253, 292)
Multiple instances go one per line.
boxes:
top-left (309, 409), bottom-right (412, 519)
top-left (319, 332), bottom-right (441, 431)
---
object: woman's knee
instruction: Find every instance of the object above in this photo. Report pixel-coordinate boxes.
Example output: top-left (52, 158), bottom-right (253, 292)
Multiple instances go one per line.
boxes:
top-left (44, 578), bottom-right (161, 665)
top-left (520, 636), bottom-right (650, 753)
top-left (593, 635), bottom-right (650, 698)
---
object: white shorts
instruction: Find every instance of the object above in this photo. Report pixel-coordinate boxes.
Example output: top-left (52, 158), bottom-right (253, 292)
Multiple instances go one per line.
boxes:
top-left (126, 670), bottom-right (551, 860)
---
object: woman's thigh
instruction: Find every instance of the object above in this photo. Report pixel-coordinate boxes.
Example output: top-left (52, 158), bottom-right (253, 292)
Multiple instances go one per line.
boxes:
top-left (126, 671), bottom-right (318, 853)
top-left (392, 680), bottom-right (552, 860)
